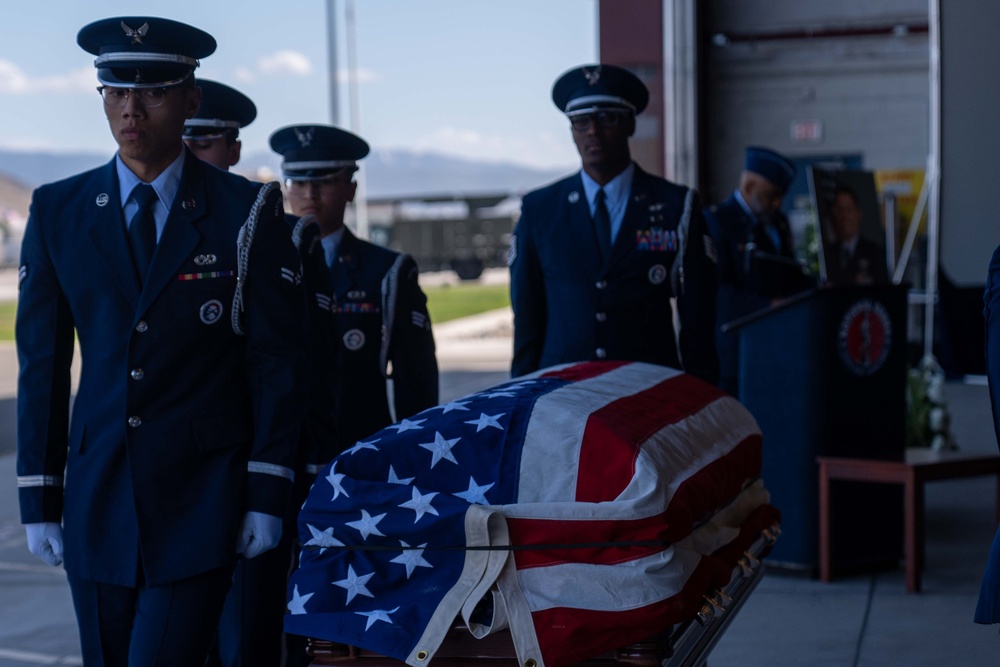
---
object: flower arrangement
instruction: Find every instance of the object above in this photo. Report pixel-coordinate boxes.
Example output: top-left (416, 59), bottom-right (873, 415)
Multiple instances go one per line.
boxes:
top-left (905, 355), bottom-right (957, 450)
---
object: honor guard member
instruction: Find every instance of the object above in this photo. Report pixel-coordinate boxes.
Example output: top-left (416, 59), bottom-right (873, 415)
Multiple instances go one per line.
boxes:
top-left (186, 82), bottom-right (304, 667)
top-left (15, 17), bottom-right (307, 664)
top-left (510, 64), bottom-right (719, 383)
top-left (704, 146), bottom-right (813, 395)
top-left (270, 124), bottom-right (439, 450)
top-left (183, 78), bottom-right (257, 171)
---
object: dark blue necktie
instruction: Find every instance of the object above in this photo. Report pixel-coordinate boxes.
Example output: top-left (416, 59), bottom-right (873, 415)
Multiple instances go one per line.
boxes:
top-left (594, 188), bottom-right (612, 261)
top-left (128, 184), bottom-right (158, 282)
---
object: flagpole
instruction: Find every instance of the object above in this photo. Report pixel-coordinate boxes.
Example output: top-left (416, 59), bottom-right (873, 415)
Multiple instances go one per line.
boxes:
top-left (346, 0), bottom-right (369, 240)
top-left (326, 0), bottom-right (340, 126)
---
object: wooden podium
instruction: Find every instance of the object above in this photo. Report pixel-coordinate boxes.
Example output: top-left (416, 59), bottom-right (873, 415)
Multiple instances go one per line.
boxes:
top-left (724, 285), bottom-right (908, 570)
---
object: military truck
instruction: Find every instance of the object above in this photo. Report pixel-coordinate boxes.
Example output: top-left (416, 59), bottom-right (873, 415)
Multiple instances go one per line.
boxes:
top-left (362, 192), bottom-right (520, 280)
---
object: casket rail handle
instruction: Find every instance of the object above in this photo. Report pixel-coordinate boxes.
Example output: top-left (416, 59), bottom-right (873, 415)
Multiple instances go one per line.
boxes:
top-left (613, 628), bottom-right (672, 664)
top-left (696, 591), bottom-right (728, 625)
top-left (762, 522), bottom-right (781, 545)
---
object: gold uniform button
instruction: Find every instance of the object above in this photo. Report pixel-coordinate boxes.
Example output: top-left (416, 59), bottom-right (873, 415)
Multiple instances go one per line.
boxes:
top-left (128, 416), bottom-right (142, 428)
top-left (595, 348), bottom-right (607, 359)
top-left (595, 312), bottom-right (607, 322)
top-left (595, 280), bottom-right (607, 289)
top-left (130, 369), bottom-right (144, 381)
top-left (136, 321), bottom-right (149, 333)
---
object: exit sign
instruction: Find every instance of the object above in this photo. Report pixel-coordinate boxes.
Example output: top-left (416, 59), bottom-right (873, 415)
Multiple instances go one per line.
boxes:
top-left (791, 119), bottom-right (824, 143)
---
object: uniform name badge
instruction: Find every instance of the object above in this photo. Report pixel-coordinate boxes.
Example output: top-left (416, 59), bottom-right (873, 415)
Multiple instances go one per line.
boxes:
top-left (343, 328), bottom-right (366, 351)
top-left (200, 299), bottom-right (224, 325)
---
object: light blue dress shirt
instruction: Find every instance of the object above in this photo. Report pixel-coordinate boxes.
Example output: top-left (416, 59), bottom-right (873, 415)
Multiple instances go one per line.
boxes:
top-left (579, 162), bottom-right (635, 245)
top-left (117, 149), bottom-right (185, 242)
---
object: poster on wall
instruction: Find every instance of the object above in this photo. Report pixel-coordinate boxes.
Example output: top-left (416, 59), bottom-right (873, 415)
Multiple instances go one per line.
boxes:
top-left (808, 167), bottom-right (889, 286)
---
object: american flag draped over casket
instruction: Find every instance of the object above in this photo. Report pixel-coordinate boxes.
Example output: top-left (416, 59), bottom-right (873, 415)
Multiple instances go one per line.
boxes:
top-left (284, 361), bottom-right (778, 667)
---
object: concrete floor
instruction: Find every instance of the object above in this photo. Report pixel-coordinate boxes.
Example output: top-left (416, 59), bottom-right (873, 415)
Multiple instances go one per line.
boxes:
top-left (1, 291), bottom-right (999, 665)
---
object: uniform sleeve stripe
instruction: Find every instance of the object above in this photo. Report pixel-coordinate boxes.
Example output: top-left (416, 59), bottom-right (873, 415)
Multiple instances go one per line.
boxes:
top-left (247, 461), bottom-right (295, 481)
top-left (16, 475), bottom-right (63, 488)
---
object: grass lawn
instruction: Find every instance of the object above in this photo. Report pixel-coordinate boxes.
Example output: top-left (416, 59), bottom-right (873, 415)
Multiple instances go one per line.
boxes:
top-left (424, 282), bottom-right (510, 324)
top-left (0, 282), bottom-right (510, 342)
top-left (0, 301), bottom-right (13, 341)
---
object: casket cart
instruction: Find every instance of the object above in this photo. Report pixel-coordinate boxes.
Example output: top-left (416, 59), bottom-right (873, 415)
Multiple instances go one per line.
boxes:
top-left (286, 362), bottom-right (780, 667)
top-left (307, 524), bottom-right (778, 665)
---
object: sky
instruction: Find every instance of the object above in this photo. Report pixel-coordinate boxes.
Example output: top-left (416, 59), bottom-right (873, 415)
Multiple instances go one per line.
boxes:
top-left (0, 0), bottom-right (596, 171)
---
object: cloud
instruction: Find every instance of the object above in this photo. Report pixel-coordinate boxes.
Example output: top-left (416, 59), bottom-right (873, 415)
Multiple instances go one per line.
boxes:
top-left (258, 50), bottom-right (313, 76)
top-left (0, 62), bottom-right (94, 95)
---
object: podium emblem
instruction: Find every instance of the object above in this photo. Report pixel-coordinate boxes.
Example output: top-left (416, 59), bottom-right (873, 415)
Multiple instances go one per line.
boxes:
top-left (837, 299), bottom-right (891, 376)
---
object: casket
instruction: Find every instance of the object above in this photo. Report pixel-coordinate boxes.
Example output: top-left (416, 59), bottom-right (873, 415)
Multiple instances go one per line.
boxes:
top-left (285, 361), bottom-right (780, 667)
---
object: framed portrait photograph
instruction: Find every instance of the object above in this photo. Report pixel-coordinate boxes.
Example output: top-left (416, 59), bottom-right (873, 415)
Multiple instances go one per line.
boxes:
top-left (808, 166), bottom-right (889, 286)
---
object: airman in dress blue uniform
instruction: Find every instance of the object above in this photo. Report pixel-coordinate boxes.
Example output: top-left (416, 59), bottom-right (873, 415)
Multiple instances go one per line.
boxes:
top-left (183, 78), bottom-right (257, 172)
top-left (976, 242), bottom-right (1000, 624)
top-left (704, 147), bottom-right (812, 395)
top-left (186, 81), bottom-right (299, 667)
top-left (15, 17), bottom-right (306, 665)
top-left (510, 64), bottom-right (719, 383)
top-left (270, 124), bottom-right (439, 454)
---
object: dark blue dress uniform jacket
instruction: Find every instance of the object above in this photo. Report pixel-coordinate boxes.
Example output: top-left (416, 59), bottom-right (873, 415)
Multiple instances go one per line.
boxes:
top-left (288, 215), bottom-right (340, 479)
top-left (705, 194), bottom-right (806, 394)
top-left (15, 153), bottom-right (307, 588)
top-left (325, 226), bottom-right (438, 449)
top-left (976, 243), bottom-right (1000, 623)
top-left (510, 165), bottom-right (719, 384)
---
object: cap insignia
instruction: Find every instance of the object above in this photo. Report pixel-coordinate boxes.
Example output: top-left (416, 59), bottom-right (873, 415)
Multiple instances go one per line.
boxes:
top-left (583, 66), bottom-right (602, 86)
top-left (121, 21), bottom-right (149, 45)
top-left (294, 127), bottom-right (314, 147)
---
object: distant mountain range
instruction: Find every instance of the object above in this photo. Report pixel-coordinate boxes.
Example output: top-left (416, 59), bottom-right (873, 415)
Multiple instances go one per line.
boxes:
top-left (0, 147), bottom-right (569, 221)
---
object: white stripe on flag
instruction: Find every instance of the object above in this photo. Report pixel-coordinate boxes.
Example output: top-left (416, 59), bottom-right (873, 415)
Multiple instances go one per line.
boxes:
top-left (516, 542), bottom-right (702, 612)
top-left (517, 363), bottom-right (684, 504)
top-left (502, 395), bottom-right (760, 521)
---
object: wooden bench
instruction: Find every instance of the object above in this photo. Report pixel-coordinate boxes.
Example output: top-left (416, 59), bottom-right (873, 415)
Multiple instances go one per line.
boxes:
top-left (817, 448), bottom-right (1000, 592)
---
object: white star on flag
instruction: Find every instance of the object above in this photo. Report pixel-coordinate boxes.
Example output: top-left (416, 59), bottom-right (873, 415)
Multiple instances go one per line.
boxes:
top-left (385, 418), bottom-right (427, 433)
top-left (288, 584), bottom-right (313, 615)
top-left (454, 477), bottom-right (495, 505)
top-left (345, 438), bottom-right (380, 455)
top-left (398, 487), bottom-right (440, 523)
top-left (432, 399), bottom-right (471, 413)
top-left (356, 606), bottom-right (400, 631)
top-left (333, 564), bottom-right (376, 605)
top-left (481, 390), bottom-right (517, 399)
top-left (346, 509), bottom-right (387, 540)
top-left (304, 524), bottom-right (344, 554)
top-left (464, 412), bottom-right (505, 432)
top-left (418, 431), bottom-right (461, 468)
top-left (504, 380), bottom-right (536, 390)
top-left (387, 465), bottom-right (415, 485)
top-left (390, 541), bottom-right (433, 578)
top-left (326, 463), bottom-right (348, 501)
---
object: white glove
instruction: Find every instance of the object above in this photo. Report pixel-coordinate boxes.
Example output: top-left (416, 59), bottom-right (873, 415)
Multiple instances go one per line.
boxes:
top-left (236, 511), bottom-right (282, 559)
top-left (25, 522), bottom-right (64, 567)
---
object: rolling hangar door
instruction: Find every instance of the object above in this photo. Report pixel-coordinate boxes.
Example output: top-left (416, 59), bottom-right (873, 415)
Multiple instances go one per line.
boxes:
top-left (699, 1), bottom-right (931, 313)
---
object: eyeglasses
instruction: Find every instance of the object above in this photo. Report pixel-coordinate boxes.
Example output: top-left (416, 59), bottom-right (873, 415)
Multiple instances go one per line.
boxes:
top-left (569, 110), bottom-right (630, 132)
top-left (285, 176), bottom-right (354, 193)
top-left (97, 86), bottom-right (172, 108)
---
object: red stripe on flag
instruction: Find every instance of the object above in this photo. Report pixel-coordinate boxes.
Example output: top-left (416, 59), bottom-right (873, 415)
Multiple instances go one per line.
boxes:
top-left (576, 374), bottom-right (726, 502)
top-left (529, 556), bottom-right (731, 666)
top-left (507, 513), bottom-right (672, 569)
top-left (507, 435), bottom-right (763, 569)
top-left (539, 360), bottom-right (630, 382)
top-left (667, 434), bottom-right (763, 531)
